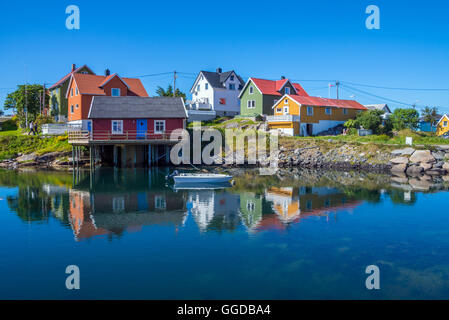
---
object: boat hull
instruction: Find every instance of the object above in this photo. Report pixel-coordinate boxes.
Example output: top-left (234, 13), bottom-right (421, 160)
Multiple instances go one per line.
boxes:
top-left (173, 175), bottom-right (232, 184)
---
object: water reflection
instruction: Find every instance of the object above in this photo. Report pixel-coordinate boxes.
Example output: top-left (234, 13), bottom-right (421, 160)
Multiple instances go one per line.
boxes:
top-left (2, 168), bottom-right (448, 241)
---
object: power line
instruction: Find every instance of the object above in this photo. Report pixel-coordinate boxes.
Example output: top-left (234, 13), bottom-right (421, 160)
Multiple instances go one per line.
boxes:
top-left (341, 80), bottom-right (449, 91)
top-left (341, 84), bottom-right (416, 107)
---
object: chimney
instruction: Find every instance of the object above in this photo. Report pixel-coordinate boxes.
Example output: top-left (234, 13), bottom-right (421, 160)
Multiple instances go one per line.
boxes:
top-left (281, 76), bottom-right (286, 80)
top-left (105, 69), bottom-right (111, 76)
top-left (216, 68), bottom-right (222, 74)
top-left (71, 64), bottom-right (76, 71)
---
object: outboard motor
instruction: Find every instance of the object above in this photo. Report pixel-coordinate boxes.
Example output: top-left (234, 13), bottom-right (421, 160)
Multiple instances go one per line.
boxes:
top-left (166, 170), bottom-right (179, 180)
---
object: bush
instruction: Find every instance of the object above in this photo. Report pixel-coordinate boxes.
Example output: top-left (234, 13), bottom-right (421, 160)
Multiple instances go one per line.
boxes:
top-left (1, 119), bottom-right (17, 131)
top-left (354, 110), bottom-right (384, 134)
top-left (390, 108), bottom-right (419, 131)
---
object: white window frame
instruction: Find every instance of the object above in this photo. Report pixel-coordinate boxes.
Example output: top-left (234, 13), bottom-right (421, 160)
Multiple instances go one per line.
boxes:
top-left (70, 105), bottom-right (74, 113)
top-left (205, 83), bottom-right (208, 90)
top-left (197, 85), bottom-right (200, 91)
top-left (247, 100), bottom-right (255, 109)
top-left (230, 75), bottom-right (235, 81)
top-left (111, 88), bottom-right (121, 97)
top-left (343, 108), bottom-right (348, 115)
top-left (249, 86), bottom-right (254, 94)
top-left (283, 106), bottom-right (289, 115)
top-left (154, 195), bottom-right (167, 210)
top-left (111, 120), bottom-right (123, 135)
top-left (229, 83), bottom-right (235, 90)
top-left (307, 106), bottom-right (313, 116)
top-left (276, 107), bottom-right (282, 113)
top-left (285, 87), bottom-right (290, 94)
top-left (154, 120), bottom-right (166, 133)
top-left (325, 107), bottom-right (332, 115)
top-left (444, 121), bottom-right (448, 127)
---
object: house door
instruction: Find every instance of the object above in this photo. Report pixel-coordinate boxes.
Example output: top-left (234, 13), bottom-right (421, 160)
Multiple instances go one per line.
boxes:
top-left (306, 124), bottom-right (313, 136)
top-left (136, 119), bottom-right (147, 139)
top-left (86, 121), bottom-right (92, 132)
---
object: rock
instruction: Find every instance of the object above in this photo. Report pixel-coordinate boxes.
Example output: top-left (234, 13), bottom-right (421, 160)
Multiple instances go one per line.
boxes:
top-left (17, 161), bottom-right (39, 167)
top-left (433, 161), bottom-right (444, 169)
top-left (391, 147), bottom-right (415, 156)
top-left (443, 162), bottom-right (449, 171)
top-left (36, 151), bottom-right (68, 163)
top-left (409, 178), bottom-right (432, 191)
top-left (443, 175), bottom-right (449, 182)
top-left (432, 151), bottom-right (445, 161)
top-left (16, 153), bottom-right (37, 163)
top-left (391, 163), bottom-right (407, 173)
top-left (390, 157), bottom-right (409, 164)
top-left (420, 162), bottom-right (433, 171)
top-left (406, 165), bottom-right (424, 176)
top-left (409, 150), bottom-right (435, 164)
top-left (391, 176), bottom-right (408, 184)
top-left (426, 170), bottom-right (443, 176)
top-left (436, 145), bottom-right (449, 151)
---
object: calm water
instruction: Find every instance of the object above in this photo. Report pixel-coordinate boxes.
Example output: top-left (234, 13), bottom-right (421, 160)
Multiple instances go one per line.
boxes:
top-left (1, 167), bottom-right (449, 299)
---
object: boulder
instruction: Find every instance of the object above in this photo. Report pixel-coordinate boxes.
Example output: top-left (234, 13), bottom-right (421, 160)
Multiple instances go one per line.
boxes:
top-left (426, 170), bottom-right (443, 176)
top-left (420, 162), bottom-right (433, 171)
top-left (409, 150), bottom-right (435, 164)
top-left (409, 178), bottom-right (431, 191)
top-left (443, 162), bottom-right (449, 171)
top-left (390, 157), bottom-right (409, 165)
top-left (391, 163), bottom-right (407, 173)
top-left (433, 161), bottom-right (444, 169)
top-left (391, 176), bottom-right (408, 184)
top-left (432, 151), bottom-right (446, 161)
top-left (406, 165), bottom-right (424, 176)
top-left (16, 153), bottom-right (37, 163)
top-left (391, 147), bottom-right (415, 156)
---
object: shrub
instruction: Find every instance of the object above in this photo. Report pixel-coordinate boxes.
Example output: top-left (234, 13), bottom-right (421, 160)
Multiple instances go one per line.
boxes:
top-left (390, 108), bottom-right (419, 131)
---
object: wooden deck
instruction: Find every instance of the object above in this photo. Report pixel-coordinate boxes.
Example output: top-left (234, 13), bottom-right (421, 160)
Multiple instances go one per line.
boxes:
top-left (68, 130), bottom-right (181, 146)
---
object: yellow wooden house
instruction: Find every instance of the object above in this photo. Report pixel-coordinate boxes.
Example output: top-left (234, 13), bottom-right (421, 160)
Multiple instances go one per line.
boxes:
top-left (436, 114), bottom-right (449, 136)
top-left (267, 94), bottom-right (367, 136)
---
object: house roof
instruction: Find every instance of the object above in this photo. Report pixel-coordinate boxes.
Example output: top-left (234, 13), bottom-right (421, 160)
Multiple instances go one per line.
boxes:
top-left (277, 94), bottom-right (366, 110)
top-left (88, 96), bottom-right (187, 119)
top-left (193, 70), bottom-right (244, 91)
top-left (364, 104), bottom-right (392, 113)
top-left (244, 78), bottom-right (309, 97)
top-left (49, 65), bottom-right (95, 90)
top-left (68, 74), bottom-right (148, 97)
top-left (437, 114), bottom-right (449, 126)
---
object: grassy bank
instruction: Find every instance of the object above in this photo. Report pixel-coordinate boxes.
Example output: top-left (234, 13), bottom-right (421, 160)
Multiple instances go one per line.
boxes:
top-left (0, 131), bottom-right (71, 161)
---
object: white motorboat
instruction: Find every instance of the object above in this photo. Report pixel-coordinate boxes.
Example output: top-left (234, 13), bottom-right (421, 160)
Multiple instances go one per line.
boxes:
top-left (173, 173), bottom-right (233, 184)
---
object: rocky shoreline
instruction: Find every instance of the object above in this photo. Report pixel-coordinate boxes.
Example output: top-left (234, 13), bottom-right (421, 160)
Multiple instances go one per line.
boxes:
top-left (0, 151), bottom-right (74, 170)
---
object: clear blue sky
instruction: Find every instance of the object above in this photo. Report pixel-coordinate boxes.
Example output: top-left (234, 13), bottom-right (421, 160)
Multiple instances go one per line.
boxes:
top-left (1, 0), bottom-right (448, 114)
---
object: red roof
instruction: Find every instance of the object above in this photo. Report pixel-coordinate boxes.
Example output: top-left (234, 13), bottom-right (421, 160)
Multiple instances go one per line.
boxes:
top-left (288, 95), bottom-right (366, 110)
top-left (69, 73), bottom-right (148, 97)
top-left (49, 64), bottom-right (94, 90)
top-left (251, 78), bottom-right (309, 97)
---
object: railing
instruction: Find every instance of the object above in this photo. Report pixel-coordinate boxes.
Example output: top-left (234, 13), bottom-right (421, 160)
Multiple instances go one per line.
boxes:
top-left (266, 115), bottom-right (300, 122)
top-left (68, 130), bottom-right (179, 143)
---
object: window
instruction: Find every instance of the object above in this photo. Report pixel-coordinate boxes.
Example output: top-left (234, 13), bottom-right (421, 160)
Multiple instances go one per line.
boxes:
top-left (197, 85), bottom-right (200, 91)
top-left (111, 88), bottom-right (121, 97)
top-left (219, 98), bottom-right (226, 105)
top-left (111, 120), bottom-right (123, 134)
top-left (246, 200), bottom-right (255, 212)
top-left (343, 108), bottom-right (348, 115)
top-left (112, 197), bottom-right (125, 213)
top-left (444, 121), bottom-right (448, 127)
top-left (81, 71), bottom-right (88, 74)
top-left (70, 105), bottom-right (74, 113)
top-left (249, 86), bottom-right (254, 94)
top-left (71, 88), bottom-right (73, 97)
top-left (205, 83), bottom-right (208, 90)
top-left (325, 107), bottom-right (332, 115)
top-left (284, 99), bottom-right (289, 104)
top-left (75, 87), bottom-right (78, 95)
top-left (276, 108), bottom-right (282, 113)
top-left (155, 120), bottom-right (165, 133)
top-left (75, 104), bottom-right (79, 109)
top-left (230, 75), bottom-right (235, 81)
top-left (229, 84), bottom-right (235, 90)
top-left (247, 100), bottom-right (255, 109)
top-left (285, 87), bottom-right (290, 94)
top-left (154, 196), bottom-right (167, 210)
top-left (284, 106), bottom-right (289, 114)
top-left (307, 106), bottom-right (313, 116)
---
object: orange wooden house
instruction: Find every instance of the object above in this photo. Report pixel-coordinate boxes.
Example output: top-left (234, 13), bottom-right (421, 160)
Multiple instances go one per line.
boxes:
top-left (66, 70), bottom-right (148, 131)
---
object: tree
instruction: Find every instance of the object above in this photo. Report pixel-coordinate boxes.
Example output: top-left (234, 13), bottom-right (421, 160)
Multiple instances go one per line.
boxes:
top-left (390, 108), bottom-right (419, 131)
top-left (354, 110), bottom-right (384, 133)
top-left (3, 84), bottom-right (49, 127)
top-left (421, 106), bottom-right (439, 126)
top-left (0, 108), bottom-right (4, 116)
top-left (156, 85), bottom-right (186, 100)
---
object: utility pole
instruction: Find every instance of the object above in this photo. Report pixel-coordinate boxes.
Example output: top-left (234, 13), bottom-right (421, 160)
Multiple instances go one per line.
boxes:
top-left (335, 80), bottom-right (340, 99)
top-left (42, 83), bottom-right (46, 116)
top-left (173, 71), bottom-right (177, 97)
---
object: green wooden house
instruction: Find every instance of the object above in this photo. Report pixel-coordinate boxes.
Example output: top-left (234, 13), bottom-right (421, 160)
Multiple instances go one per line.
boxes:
top-left (48, 64), bottom-right (95, 122)
top-left (238, 77), bottom-right (309, 117)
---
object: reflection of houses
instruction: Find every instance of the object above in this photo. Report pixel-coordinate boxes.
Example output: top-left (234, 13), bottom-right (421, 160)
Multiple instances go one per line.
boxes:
top-left (239, 193), bottom-right (264, 232)
top-left (188, 190), bottom-right (241, 232)
top-left (265, 187), bottom-right (301, 223)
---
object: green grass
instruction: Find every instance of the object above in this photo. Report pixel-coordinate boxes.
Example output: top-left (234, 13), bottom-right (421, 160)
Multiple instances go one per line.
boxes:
top-left (0, 132), bottom-right (71, 161)
top-left (187, 117), bottom-right (258, 129)
top-left (0, 129), bottom-right (21, 137)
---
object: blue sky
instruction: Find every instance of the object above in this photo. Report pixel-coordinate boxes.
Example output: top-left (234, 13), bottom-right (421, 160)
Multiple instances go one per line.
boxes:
top-left (1, 0), bottom-right (448, 114)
